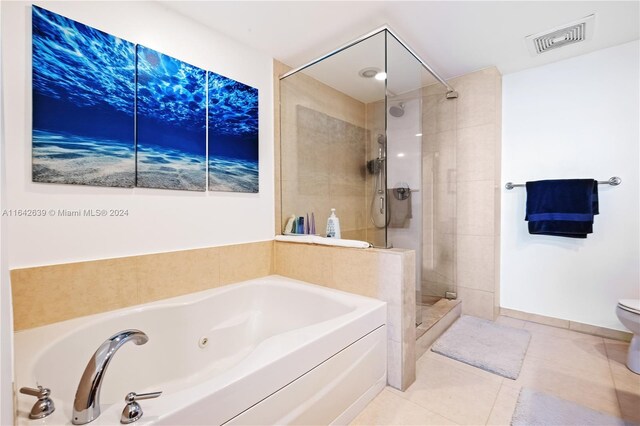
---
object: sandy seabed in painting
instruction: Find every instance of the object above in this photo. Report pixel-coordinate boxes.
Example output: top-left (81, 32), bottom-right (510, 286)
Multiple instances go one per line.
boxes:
top-left (137, 144), bottom-right (206, 191)
top-left (32, 130), bottom-right (135, 187)
top-left (209, 156), bottom-right (259, 193)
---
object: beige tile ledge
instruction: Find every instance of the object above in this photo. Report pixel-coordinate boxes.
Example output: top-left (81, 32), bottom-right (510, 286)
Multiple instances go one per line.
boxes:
top-left (500, 307), bottom-right (631, 342)
top-left (11, 240), bottom-right (274, 331)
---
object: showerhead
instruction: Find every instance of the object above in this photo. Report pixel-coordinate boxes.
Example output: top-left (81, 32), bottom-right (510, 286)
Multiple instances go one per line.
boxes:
top-left (389, 102), bottom-right (405, 117)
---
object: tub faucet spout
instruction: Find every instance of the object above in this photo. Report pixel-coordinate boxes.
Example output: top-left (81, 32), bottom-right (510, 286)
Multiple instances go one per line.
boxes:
top-left (72, 329), bottom-right (148, 425)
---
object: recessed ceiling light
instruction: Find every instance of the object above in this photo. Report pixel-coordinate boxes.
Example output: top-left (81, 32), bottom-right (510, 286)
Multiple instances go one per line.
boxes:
top-left (358, 67), bottom-right (381, 78)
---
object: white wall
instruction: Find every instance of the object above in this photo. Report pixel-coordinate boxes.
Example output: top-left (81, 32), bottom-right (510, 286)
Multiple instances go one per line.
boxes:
top-left (1, 1), bottom-right (275, 420)
top-left (501, 40), bottom-right (640, 331)
top-left (1, 2), bottom-right (15, 422)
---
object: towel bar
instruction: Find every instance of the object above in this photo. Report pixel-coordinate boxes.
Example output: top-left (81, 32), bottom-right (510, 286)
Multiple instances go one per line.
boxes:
top-left (505, 176), bottom-right (621, 190)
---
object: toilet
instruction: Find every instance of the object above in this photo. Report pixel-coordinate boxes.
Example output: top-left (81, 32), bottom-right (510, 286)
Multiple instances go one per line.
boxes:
top-left (616, 299), bottom-right (640, 374)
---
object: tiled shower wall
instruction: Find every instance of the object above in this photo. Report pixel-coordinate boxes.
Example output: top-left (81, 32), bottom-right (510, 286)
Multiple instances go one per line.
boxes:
top-left (278, 66), bottom-right (369, 240)
top-left (422, 67), bottom-right (502, 320)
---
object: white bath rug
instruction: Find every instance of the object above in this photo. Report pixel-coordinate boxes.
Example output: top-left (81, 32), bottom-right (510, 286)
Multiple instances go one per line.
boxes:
top-left (511, 388), bottom-right (633, 425)
top-left (430, 315), bottom-right (531, 379)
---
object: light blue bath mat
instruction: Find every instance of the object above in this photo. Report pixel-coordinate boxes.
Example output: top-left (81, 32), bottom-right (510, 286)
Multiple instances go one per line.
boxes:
top-left (431, 315), bottom-right (531, 379)
top-left (511, 388), bottom-right (633, 426)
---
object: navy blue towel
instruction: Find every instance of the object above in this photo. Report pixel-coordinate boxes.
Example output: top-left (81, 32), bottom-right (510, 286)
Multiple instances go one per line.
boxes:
top-left (525, 179), bottom-right (598, 238)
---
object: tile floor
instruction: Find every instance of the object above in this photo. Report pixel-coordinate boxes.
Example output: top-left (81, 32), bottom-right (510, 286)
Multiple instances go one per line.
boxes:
top-left (351, 316), bottom-right (640, 425)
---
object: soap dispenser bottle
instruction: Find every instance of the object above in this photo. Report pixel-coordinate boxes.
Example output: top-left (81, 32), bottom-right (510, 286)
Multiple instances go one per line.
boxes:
top-left (326, 208), bottom-right (341, 238)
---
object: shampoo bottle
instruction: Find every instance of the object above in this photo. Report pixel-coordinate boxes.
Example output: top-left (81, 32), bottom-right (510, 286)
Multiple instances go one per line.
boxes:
top-left (326, 208), bottom-right (341, 238)
top-left (284, 215), bottom-right (296, 234)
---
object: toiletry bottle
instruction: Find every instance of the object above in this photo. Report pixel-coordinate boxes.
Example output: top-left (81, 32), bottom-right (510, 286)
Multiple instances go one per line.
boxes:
top-left (297, 216), bottom-right (305, 234)
top-left (326, 208), bottom-right (341, 238)
top-left (305, 213), bottom-right (310, 234)
top-left (284, 215), bottom-right (296, 234)
top-left (310, 212), bottom-right (316, 235)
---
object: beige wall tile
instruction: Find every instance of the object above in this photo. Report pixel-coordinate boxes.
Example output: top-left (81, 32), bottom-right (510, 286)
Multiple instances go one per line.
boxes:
top-left (279, 67), bottom-right (368, 235)
top-left (456, 180), bottom-right (495, 236)
top-left (456, 235), bottom-right (494, 292)
top-left (569, 321), bottom-right (632, 342)
top-left (331, 249), bottom-right (380, 297)
top-left (274, 242), bottom-right (333, 287)
top-left (11, 257), bottom-right (137, 330)
top-left (501, 307), bottom-right (571, 330)
top-left (456, 124), bottom-right (495, 182)
top-left (136, 247), bottom-right (221, 303)
top-left (12, 242), bottom-right (275, 330)
top-left (458, 286), bottom-right (495, 320)
top-left (219, 241), bottom-right (273, 285)
top-left (452, 67), bottom-right (499, 129)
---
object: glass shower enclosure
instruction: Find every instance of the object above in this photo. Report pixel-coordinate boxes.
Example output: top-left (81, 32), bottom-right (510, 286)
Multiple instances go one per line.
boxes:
top-left (279, 27), bottom-right (457, 327)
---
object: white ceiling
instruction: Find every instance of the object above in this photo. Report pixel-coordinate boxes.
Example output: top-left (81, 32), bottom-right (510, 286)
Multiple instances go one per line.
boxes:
top-left (160, 1), bottom-right (639, 80)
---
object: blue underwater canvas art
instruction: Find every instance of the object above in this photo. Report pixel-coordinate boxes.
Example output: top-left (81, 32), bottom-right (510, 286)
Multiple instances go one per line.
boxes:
top-left (208, 72), bottom-right (259, 193)
top-left (32, 6), bottom-right (135, 187)
top-left (136, 46), bottom-right (207, 191)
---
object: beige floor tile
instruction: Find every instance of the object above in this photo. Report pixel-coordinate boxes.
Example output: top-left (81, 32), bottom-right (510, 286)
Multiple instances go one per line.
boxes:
top-left (525, 331), bottom-right (609, 373)
top-left (350, 388), bottom-right (458, 426)
top-left (494, 316), bottom-right (525, 328)
top-left (604, 339), bottom-right (640, 423)
top-left (616, 387), bottom-right (640, 424)
top-left (399, 356), bottom-right (501, 425)
top-left (486, 384), bottom-right (521, 426)
top-left (508, 353), bottom-right (620, 417)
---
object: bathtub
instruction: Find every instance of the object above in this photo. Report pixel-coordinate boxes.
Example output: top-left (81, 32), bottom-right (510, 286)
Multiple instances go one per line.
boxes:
top-left (14, 275), bottom-right (387, 425)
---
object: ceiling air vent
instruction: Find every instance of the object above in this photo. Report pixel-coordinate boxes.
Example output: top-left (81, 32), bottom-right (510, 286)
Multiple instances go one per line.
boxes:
top-left (526, 14), bottom-right (595, 55)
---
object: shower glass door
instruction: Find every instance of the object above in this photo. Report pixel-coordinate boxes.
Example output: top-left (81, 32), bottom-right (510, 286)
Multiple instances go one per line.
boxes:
top-left (385, 32), bottom-right (428, 325)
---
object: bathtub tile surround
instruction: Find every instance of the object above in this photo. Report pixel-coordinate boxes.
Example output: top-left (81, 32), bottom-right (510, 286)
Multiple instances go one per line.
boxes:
top-left (274, 241), bottom-right (417, 391)
top-left (421, 67), bottom-right (502, 320)
top-left (12, 239), bottom-right (416, 392)
top-left (11, 240), bottom-right (273, 330)
top-left (352, 316), bottom-right (640, 425)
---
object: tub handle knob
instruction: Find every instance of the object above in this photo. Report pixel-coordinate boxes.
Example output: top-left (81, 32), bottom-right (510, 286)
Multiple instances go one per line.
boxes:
top-left (19, 385), bottom-right (55, 419)
top-left (120, 391), bottom-right (162, 424)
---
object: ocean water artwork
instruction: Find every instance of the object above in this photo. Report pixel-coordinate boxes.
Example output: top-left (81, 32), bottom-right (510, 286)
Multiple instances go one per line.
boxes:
top-left (136, 46), bottom-right (206, 191)
top-left (208, 72), bottom-right (259, 193)
top-left (32, 6), bottom-right (135, 187)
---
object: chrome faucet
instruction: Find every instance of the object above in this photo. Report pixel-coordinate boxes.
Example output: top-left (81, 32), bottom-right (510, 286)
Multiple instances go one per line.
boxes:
top-left (72, 330), bottom-right (148, 425)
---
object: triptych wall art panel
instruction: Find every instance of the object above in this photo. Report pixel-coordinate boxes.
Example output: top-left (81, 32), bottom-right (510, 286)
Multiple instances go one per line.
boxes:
top-left (136, 46), bottom-right (207, 191)
top-left (208, 73), bottom-right (259, 193)
top-left (31, 6), bottom-right (259, 193)
top-left (32, 6), bottom-right (136, 187)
